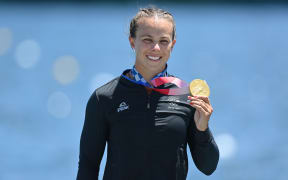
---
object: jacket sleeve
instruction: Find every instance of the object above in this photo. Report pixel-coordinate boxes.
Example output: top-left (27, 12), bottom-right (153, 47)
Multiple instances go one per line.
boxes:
top-left (76, 91), bottom-right (108, 180)
top-left (187, 118), bottom-right (219, 176)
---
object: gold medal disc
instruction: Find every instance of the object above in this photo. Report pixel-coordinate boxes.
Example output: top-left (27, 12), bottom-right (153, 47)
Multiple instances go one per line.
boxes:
top-left (189, 79), bottom-right (210, 97)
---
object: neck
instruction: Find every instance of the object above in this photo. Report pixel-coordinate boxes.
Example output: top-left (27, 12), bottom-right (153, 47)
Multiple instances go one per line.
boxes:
top-left (134, 65), bottom-right (165, 82)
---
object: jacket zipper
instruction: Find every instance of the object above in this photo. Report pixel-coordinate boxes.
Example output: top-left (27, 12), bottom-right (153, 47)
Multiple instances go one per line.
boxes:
top-left (147, 95), bottom-right (150, 109)
top-left (176, 146), bottom-right (187, 180)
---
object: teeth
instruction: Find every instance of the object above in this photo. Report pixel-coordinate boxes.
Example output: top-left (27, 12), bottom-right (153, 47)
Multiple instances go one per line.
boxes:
top-left (147, 56), bottom-right (160, 60)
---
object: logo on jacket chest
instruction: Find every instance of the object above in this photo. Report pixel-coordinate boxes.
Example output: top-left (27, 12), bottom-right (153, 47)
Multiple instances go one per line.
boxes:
top-left (167, 96), bottom-right (180, 110)
top-left (117, 101), bottom-right (129, 112)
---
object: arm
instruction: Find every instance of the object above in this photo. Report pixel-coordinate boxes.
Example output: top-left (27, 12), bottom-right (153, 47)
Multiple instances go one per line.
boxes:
top-left (187, 95), bottom-right (219, 175)
top-left (76, 91), bottom-right (108, 180)
top-left (187, 124), bottom-right (219, 175)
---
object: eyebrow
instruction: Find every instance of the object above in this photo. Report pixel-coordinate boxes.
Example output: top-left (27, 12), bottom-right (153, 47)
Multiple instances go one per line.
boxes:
top-left (140, 34), bottom-right (170, 39)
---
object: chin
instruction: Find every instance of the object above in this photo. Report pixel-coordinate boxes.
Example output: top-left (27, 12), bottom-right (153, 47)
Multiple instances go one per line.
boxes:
top-left (148, 63), bottom-right (166, 71)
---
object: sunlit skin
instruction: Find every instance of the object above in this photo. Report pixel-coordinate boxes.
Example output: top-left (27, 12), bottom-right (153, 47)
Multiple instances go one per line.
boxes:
top-left (129, 16), bottom-right (213, 131)
top-left (129, 17), bottom-right (175, 81)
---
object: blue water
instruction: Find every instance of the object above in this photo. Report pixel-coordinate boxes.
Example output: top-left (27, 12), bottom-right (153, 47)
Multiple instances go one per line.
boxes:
top-left (1, 4), bottom-right (288, 180)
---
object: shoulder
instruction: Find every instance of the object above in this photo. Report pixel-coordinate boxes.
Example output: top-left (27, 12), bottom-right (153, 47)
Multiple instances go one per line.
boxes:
top-left (86, 76), bottom-right (120, 109)
top-left (89, 69), bottom-right (133, 104)
top-left (93, 76), bottom-right (120, 98)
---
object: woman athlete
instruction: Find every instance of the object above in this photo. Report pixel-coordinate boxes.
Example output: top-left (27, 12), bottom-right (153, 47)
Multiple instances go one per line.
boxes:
top-left (76, 7), bottom-right (219, 180)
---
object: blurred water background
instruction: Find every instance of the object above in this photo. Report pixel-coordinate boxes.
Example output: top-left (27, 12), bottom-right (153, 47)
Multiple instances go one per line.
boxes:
top-left (1, 1), bottom-right (288, 180)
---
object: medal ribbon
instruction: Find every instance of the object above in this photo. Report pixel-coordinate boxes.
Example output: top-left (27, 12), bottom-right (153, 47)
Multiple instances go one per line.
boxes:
top-left (123, 67), bottom-right (190, 95)
top-left (150, 77), bottom-right (190, 95)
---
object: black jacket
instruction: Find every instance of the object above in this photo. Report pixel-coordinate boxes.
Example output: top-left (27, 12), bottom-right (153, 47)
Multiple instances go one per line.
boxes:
top-left (77, 70), bottom-right (219, 180)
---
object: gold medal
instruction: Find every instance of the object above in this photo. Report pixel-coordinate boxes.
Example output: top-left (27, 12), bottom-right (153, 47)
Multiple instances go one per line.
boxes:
top-left (189, 79), bottom-right (210, 97)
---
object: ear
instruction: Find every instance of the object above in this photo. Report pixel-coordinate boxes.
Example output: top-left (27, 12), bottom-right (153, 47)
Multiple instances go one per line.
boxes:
top-left (129, 36), bottom-right (135, 49)
top-left (171, 39), bottom-right (176, 51)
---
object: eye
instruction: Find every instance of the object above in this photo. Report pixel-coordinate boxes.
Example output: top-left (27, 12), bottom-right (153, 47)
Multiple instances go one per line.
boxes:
top-left (160, 40), bottom-right (169, 45)
top-left (143, 38), bottom-right (153, 43)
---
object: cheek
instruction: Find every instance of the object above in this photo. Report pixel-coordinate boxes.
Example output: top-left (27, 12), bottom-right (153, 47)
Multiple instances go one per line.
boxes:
top-left (136, 43), bottom-right (150, 53)
top-left (162, 46), bottom-right (172, 54)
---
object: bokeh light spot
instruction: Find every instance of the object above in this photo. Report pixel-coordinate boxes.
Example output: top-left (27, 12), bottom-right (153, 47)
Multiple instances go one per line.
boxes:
top-left (15, 39), bottom-right (41, 69)
top-left (0, 28), bottom-right (13, 56)
top-left (215, 133), bottom-right (237, 160)
top-left (53, 55), bottom-right (79, 85)
top-left (89, 73), bottom-right (115, 93)
top-left (47, 91), bottom-right (71, 119)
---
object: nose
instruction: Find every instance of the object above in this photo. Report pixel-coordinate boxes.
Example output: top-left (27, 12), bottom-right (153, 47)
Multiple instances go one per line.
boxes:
top-left (152, 43), bottom-right (160, 51)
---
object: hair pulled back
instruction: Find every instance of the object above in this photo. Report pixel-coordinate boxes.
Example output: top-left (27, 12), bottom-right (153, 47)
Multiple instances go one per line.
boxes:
top-left (129, 7), bottom-right (176, 40)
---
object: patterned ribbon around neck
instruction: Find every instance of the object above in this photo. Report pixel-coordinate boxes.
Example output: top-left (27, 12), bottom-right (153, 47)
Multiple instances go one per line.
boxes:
top-left (131, 66), bottom-right (167, 88)
top-left (122, 66), bottom-right (190, 95)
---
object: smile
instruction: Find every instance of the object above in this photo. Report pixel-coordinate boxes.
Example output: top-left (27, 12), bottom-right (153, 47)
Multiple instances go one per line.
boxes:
top-left (146, 55), bottom-right (162, 61)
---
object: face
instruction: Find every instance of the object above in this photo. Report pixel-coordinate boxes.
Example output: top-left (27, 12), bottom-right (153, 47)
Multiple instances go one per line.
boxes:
top-left (129, 17), bottom-right (176, 74)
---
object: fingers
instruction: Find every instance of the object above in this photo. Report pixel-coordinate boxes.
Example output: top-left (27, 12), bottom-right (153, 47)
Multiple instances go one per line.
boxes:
top-left (188, 96), bottom-right (213, 114)
top-left (190, 102), bottom-right (207, 115)
top-left (188, 96), bottom-right (209, 112)
top-left (192, 95), bottom-right (210, 104)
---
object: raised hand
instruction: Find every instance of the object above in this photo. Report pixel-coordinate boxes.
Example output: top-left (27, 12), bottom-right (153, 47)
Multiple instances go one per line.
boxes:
top-left (188, 95), bottom-right (213, 131)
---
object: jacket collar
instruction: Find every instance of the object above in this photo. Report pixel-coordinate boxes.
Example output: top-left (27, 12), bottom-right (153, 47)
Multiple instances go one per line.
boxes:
top-left (120, 69), bottom-right (176, 89)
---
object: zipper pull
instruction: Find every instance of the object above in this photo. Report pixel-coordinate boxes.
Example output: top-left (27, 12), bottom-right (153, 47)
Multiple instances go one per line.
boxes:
top-left (147, 95), bottom-right (150, 109)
